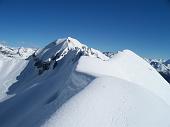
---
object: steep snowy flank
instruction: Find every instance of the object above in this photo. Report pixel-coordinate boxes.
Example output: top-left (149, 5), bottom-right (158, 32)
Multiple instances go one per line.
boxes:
top-left (0, 43), bottom-right (36, 59)
top-left (145, 58), bottom-right (169, 73)
top-left (0, 43), bottom-right (35, 101)
top-left (43, 49), bottom-right (170, 127)
top-left (32, 37), bottom-right (108, 75)
top-left (0, 58), bottom-right (28, 101)
top-left (77, 50), bottom-right (170, 104)
top-left (43, 77), bottom-right (170, 127)
top-left (0, 37), bottom-right (107, 127)
top-left (0, 37), bottom-right (170, 127)
top-left (145, 58), bottom-right (170, 83)
top-left (104, 52), bottom-right (170, 83)
top-left (165, 59), bottom-right (170, 65)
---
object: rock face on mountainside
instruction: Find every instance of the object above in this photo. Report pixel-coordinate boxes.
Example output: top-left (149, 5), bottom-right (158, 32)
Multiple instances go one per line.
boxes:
top-left (0, 37), bottom-right (170, 127)
top-left (103, 51), bottom-right (115, 58)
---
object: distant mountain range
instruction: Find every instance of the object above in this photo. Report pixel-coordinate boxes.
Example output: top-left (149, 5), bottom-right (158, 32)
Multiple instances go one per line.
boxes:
top-left (0, 43), bottom-right (36, 59)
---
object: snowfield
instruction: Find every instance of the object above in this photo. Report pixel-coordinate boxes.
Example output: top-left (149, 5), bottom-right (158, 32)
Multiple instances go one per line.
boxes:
top-left (0, 56), bottom-right (30, 101)
top-left (43, 77), bottom-right (170, 127)
top-left (0, 37), bottom-right (170, 127)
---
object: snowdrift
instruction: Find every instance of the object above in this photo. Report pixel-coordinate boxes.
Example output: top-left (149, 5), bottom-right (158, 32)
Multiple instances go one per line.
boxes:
top-left (0, 37), bottom-right (170, 127)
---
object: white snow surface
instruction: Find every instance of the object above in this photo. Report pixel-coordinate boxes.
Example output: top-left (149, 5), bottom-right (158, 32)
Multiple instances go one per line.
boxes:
top-left (35, 37), bottom-right (108, 62)
top-left (145, 58), bottom-right (170, 73)
top-left (43, 77), bottom-right (170, 127)
top-left (0, 43), bottom-right (36, 59)
top-left (0, 57), bottom-right (28, 101)
top-left (0, 37), bottom-right (170, 127)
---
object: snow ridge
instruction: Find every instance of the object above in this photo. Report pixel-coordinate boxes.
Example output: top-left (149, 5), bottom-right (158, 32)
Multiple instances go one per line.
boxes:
top-left (0, 37), bottom-right (170, 127)
top-left (33, 37), bottom-right (108, 75)
top-left (35, 37), bottom-right (108, 62)
top-left (104, 51), bottom-right (170, 83)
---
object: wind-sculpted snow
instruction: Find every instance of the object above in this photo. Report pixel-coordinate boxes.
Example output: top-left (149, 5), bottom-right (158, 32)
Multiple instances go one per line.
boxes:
top-left (0, 50), bottom-right (95, 127)
top-left (42, 50), bottom-right (170, 127)
top-left (77, 50), bottom-right (170, 105)
top-left (0, 37), bottom-right (170, 127)
top-left (0, 37), bottom-right (104, 127)
top-left (105, 52), bottom-right (170, 83)
top-left (43, 77), bottom-right (170, 127)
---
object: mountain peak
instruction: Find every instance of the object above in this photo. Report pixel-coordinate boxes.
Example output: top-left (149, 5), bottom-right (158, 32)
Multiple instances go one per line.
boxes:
top-left (32, 37), bottom-right (108, 74)
top-left (52, 37), bottom-right (86, 50)
top-left (66, 37), bottom-right (86, 48)
top-left (35, 37), bottom-right (108, 62)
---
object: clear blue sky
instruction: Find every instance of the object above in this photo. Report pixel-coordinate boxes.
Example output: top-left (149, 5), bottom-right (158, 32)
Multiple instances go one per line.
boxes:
top-left (0, 0), bottom-right (170, 59)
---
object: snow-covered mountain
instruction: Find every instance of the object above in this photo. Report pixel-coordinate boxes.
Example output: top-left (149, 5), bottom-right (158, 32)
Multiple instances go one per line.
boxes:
top-left (0, 43), bottom-right (36, 59)
top-left (0, 37), bottom-right (170, 127)
top-left (104, 52), bottom-right (170, 83)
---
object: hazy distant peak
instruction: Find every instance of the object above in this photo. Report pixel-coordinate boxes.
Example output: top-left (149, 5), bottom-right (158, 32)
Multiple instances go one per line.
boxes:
top-left (0, 43), bottom-right (36, 59)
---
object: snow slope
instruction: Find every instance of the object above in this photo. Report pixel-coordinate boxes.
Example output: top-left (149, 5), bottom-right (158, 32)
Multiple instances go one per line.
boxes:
top-left (0, 57), bottom-right (28, 101)
top-left (43, 49), bottom-right (170, 127)
top-left (0, 37), bottom-right (170, 127)
top-left (145, 58), bottom-right (170, 83)
top-left (43, 77), bottom-right (170, 127)
top-left (77, 50), bottom-right (170, 104)
top-left (104, 52), bottom-right (170, 83)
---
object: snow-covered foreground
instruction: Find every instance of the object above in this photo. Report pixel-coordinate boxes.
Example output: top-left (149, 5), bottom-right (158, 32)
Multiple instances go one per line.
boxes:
top-left (0, 37), bottom-right (170, 127)
top-left (43, 77), bottom-right (170, 127)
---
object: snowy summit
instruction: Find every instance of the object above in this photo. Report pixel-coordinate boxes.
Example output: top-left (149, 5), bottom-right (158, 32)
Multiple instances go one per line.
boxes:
top-left (35, 37), bottom-right (108, 61)
top-left (0, 37), bottom-right (170, 127)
